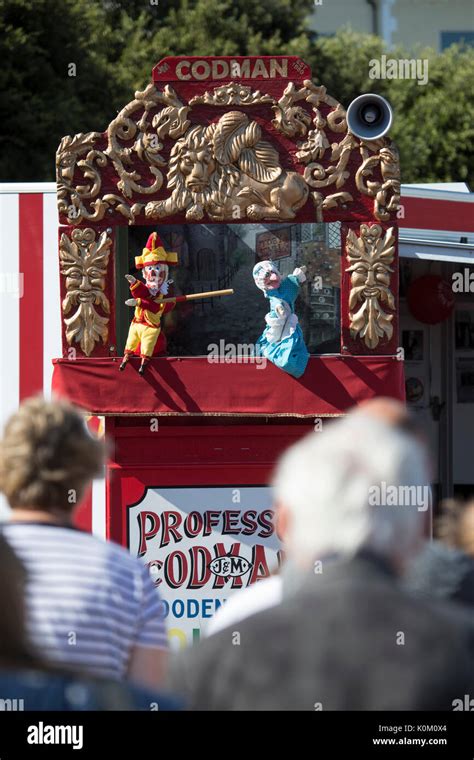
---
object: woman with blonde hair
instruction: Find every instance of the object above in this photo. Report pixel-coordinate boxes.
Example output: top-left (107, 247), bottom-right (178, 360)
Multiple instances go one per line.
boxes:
top-left (0, 396), bottom-right (168, 690)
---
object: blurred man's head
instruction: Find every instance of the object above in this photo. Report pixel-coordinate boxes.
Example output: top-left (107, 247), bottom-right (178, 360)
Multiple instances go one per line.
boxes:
top-left (273, 405), bottom-right (430, 574)
top-left (0, 396), bottom-right (104, 514)
top-left (355, 397), bottom-right (410, 427)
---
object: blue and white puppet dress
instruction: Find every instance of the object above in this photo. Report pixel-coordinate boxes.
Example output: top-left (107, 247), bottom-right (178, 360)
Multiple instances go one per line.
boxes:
top-left (253, 261), bottom-right (309, 378)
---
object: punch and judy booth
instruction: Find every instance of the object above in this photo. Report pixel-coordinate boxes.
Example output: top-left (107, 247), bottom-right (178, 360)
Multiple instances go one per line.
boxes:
top-left (52, 56), bottom-right (404, 646)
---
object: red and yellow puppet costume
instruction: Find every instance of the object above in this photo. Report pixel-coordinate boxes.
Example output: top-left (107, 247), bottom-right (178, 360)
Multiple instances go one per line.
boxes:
top-left (123, 232), bottom-right (178, 364)
top-left (125, 281), bottom-right (175, 357)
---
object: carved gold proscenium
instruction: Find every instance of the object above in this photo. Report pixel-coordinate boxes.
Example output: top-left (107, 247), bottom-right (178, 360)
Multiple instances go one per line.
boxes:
top-left (345, 224), bottom-right (396, 349)
top-left (57, 78), bottom-right (400, 225)
top-left (59, 228), bottom-right (112, 356)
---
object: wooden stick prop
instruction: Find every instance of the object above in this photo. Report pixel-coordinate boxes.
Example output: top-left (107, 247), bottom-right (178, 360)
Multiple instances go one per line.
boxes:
top-left (160, 288), bottom-right (234, 304)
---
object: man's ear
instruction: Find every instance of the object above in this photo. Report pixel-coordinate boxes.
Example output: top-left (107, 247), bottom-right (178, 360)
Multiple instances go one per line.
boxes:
top-left (275, 501), bottom-right (290, 542)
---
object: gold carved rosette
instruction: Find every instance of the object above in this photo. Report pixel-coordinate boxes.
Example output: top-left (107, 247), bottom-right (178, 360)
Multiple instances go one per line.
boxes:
top-left (59, 228), bottom-right (112, 356)
top-left (345, 224), bottom-right (397, 351)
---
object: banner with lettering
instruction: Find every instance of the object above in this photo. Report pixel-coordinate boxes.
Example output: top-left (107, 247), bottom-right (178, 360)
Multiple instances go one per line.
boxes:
top-left (128, 486), bottom-right (281, 648)
top-left (152, 56), bottom-right (312, 82)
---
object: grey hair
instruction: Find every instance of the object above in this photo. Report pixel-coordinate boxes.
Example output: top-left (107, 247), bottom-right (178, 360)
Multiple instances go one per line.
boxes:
top-left (272, 414), bottom-right (430, 564)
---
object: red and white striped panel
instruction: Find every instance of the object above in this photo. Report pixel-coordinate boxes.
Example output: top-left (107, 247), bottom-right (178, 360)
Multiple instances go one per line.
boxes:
top-left (0, 185), bottom-right (105, 535)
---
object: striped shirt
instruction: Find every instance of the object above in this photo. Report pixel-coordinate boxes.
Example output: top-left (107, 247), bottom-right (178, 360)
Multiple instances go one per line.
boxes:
top-left (2, 523), bottom-right (167, 681)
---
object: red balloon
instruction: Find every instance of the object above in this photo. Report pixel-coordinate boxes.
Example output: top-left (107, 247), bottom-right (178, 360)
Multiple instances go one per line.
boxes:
top-left (407, 275), bottom-right (454, 325)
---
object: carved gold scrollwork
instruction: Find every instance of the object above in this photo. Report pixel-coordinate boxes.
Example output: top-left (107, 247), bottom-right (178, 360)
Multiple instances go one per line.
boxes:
top-left (56, 84), bottom-right (190, 225)
top-left (57, 77), bottom-right (400, 225)
top-left (105, 83), bottom-right (190, 205)
top-left (272, 79), bottom-right (400, 222)
top-left (346, 224), bottom-right (396, 349)
top-left (273, 80), bottom-right (358, 218)
top-left (56, 133), bottom-right (108, 224)
top-left (189, 83), bottom-right (274, 106)
top-left (356, 140), bottom-right (401, 222)
top-left (272, 82), bottom-right (312, 137)
top-left (59, 228), bottom-right (112, 356)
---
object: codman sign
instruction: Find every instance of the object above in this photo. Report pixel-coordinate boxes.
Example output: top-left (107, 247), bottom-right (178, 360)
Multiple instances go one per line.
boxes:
top-left (153, 55), bottom-right (311, 81)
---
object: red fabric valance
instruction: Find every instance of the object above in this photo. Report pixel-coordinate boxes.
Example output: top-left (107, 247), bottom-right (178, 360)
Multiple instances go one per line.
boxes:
top-left (51, 356), bottom-right (405, 418)
top-left (53, 356), bottom-right (404, 417)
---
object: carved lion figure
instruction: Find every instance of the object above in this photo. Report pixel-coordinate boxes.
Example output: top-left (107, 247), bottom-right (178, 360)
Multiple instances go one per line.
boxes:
top-left (145, 111), bottom-right (309, 222)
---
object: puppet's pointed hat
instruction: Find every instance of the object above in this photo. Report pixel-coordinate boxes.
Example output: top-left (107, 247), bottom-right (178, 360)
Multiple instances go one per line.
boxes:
top-left (135, 232), bottom-right (178, 269)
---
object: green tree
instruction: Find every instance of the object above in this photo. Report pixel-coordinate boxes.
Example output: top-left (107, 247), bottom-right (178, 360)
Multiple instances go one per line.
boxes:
top-left (117, 0), bottom-right (315, 92)
top-left (310, 27), bottom-right (389, 106)
top-left (311, 30), bottom-right (474, 187)
top-left (388, 44), bottom-right (474, 185)
top-left (0, 0), bottom-right (128, 180)
top-left (0, 0), bottom-right (316, 179)
top-left (1, 4), bottom-right (473, 187)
